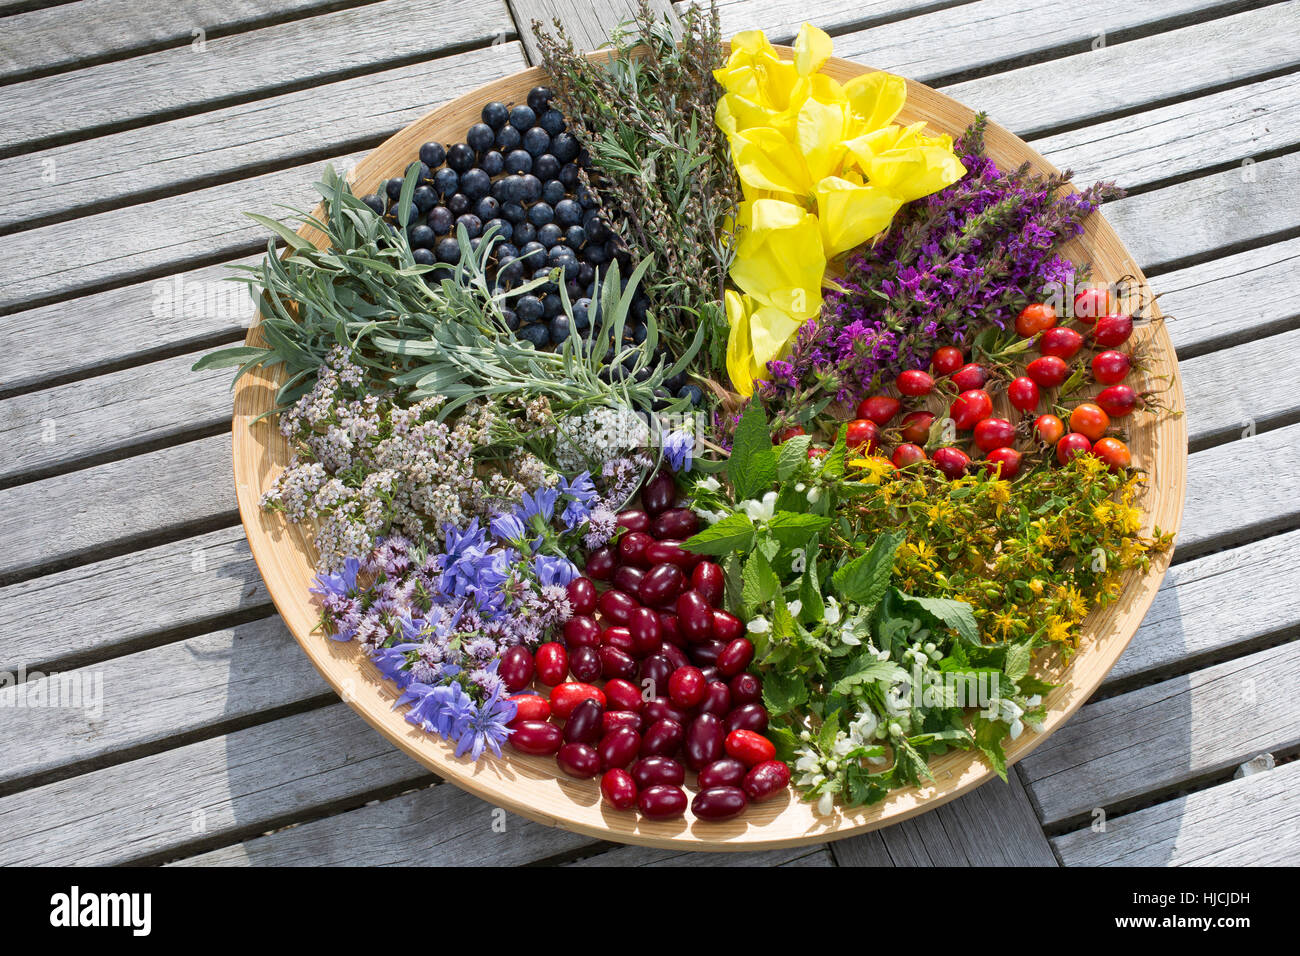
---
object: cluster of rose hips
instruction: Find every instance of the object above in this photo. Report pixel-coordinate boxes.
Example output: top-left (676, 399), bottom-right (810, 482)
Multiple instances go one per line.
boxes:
top-left (788, 286), bottom-right (1146, 478)
top-left (497, 470), bottom-right (790, 822)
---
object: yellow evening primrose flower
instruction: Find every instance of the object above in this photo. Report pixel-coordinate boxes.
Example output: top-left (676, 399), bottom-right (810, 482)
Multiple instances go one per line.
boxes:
top-left (724, 289), bottom-right (806, 395)
top-left (813, 175), bottom-right (905, 258)
top-left (715, 23), bottom-right (966, 394)
top-left (730, 199), bottom-right (825, 319)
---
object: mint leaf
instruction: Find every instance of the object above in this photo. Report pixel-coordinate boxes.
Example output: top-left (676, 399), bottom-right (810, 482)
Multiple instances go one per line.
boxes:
top-left (1003, 641), bottom-right (1033, 683)
top-left (831, 530), bottom-right (904, 605)
top-left (832, 655), bottom-right (908, 695)
top-left (722, 551), bottom-right (744, 615)
top-left (767, 511), bottom-right (831, 550)
top-left (728, 403), bottom-right (777, 501)
top-left (762, 671), bottom-right (808, 718)
top-left (818, 426), bottom-right (849, 480)
top-left (682, 513), bottom-right (755, 556)
top-left (798, 537), bottom-right (824, 624)
top-left (766, 724), bottom-right (802, 764)
top-left (891, 591), bottom-right (981, 647)
top-left (741, 549), bottom-right (780, 611)
top-left (974, 718), bottom-right (1010, 780)
top-left (776, 435), bottom-right (811, 479)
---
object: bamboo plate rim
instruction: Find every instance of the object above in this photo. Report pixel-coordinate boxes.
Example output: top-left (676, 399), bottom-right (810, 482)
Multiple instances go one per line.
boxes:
top-left (230, 49), bottom-right (1188, 852)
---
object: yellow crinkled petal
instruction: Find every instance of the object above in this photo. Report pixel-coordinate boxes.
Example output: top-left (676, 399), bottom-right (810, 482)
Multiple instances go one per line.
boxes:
top-left (716, 91), bottom-right (774, 138)
top-left (796, 96), bottom-right (849, 183)
top-left (842, 71), bottom-right (907, 133)
top-left (842, 124), bottom-right (909, 167)
top-left (725, 289), bottom-right (756, 397)
top-left (731, 199), bottom-right (825, 319)
top-left (863, 143), bottom-right (967, 205)
top-left (793, 23), bottom-right (833, 76)
top-left (813, 176), bottom-right (904, 258)
top-left (730, 127), bottom-right (811, 201)
top-left (715, 30), bottom-right (797, 112)
top-left (748, 299), bottom-right (806, 371)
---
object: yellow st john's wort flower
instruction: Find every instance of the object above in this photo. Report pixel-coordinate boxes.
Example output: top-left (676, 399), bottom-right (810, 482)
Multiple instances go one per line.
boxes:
top-left (850, 456), bottom-right (894, 485)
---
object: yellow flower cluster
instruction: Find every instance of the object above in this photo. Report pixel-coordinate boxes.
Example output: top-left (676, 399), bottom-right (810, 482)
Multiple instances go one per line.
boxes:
top-left (715, 24), bottom-right (966, 395)
top-left (839, 461), bottom-right (1170, 651)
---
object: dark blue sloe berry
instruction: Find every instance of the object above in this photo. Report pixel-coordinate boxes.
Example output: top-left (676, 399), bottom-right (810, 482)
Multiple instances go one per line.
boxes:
top-left (480, 150), bottom-right (505, 177)
top-left (446, 143), bottom-right (475, 172)
top-left (527, 86), bottom-right (553, 113)
top-left (466, 122), bottom-right (494, 153)
top-left (509, 104), bottom-right (536, 131)
top-left (523, 126), bottom-right (551, 157)
top-left (419, 142), bottom-right (447, 168)
top-left (481, 102), bottom-right (509, 130)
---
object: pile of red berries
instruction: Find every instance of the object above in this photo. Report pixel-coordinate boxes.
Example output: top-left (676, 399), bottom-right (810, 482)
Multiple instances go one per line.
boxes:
top-left (497, 470), bottom-right (789, 822)
top-left (822, 286), bottom-right (1144, 478)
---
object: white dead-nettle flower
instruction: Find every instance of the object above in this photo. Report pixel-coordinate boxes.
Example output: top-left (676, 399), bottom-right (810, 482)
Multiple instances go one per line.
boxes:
top-left (823, 596), bottom-right (842, 626)
top-left (740, 491), bottom-right (778, 523)
top-left (746, 616), bottom-right (771, 635)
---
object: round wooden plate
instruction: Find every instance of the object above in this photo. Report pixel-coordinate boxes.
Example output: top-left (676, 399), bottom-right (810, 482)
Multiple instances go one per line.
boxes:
top-left (232, 51), bottom-right (1187, 851)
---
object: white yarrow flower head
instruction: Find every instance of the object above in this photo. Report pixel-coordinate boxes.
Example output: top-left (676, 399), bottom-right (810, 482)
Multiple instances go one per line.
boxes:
top-left (746, 616), bottom-right (771, 634)
top-left (741, 491), bottom-right (778, 523)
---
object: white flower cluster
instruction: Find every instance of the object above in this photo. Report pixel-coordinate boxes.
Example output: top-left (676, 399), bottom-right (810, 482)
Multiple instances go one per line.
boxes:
top-left (262, 349), bottom-right (548, 569)
top-left (553, 403), bottom-right (650, 474)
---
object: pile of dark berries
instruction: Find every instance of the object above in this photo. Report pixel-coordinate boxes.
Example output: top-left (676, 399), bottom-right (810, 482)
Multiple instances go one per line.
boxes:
top-left (362, 85), bottom-right (683, 377)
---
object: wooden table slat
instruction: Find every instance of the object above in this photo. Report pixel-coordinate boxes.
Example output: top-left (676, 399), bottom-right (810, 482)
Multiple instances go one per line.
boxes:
top-left (942, 4), bottom-right (1300, 138)
top-left (0, 42), bottom-right (529, 234)
top-left (1020, 640), bottom-right (1300, 826)
top-left (0, 0), bottom-right (518, 156)
top-left (831, 768), bottom-right (1058, 866)
top-left (0, 525), bottom-right (270, 675)
top-left (0, 701), bottom-right (427, 866)
top-left (1051, 759), bottom-right (1300, 865)
top-left (0, 433), bottom-right (235, 585)
top-left (510, 0), bottom-right (679, 64)
top-left (0, 615), bottom-right (329, 793)
top-left (0, 0), bottom-right (391, 82)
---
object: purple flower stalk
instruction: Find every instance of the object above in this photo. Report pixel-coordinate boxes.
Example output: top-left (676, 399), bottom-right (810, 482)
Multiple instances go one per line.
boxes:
top-left (760, 114), bottom-right (1121, 409)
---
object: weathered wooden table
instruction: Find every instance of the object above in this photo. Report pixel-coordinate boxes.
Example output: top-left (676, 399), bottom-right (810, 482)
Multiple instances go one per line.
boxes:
top-left (1, 0), bottom-right (1297, 867)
